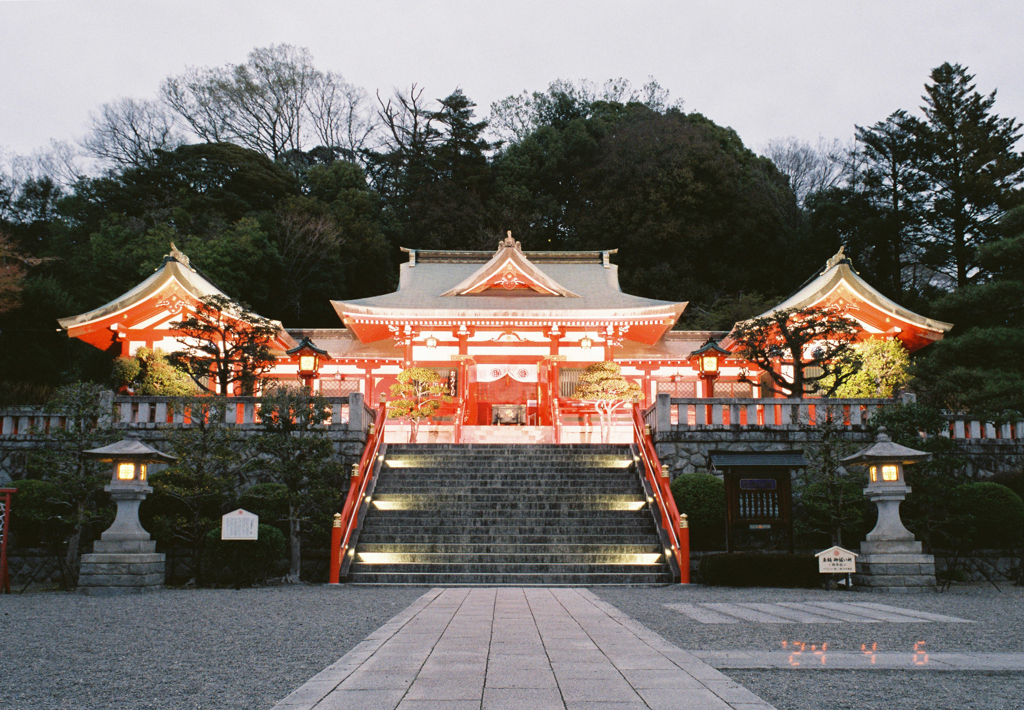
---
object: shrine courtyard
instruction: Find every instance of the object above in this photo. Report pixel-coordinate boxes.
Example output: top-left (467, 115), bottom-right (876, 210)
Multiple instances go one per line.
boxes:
top-left (1, 583), bottom-right (1022, 710)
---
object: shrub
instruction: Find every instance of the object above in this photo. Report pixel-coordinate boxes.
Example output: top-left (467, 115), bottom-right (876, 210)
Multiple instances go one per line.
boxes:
top-left (956, 482), bottom-right (1024, 549)
top-left (7, 479), bottom-right (71, 548)
top-left (238, 482), bottom-right (289, 535)
top-left (699, 553), bottom-right (821, 588)
top-left (670, 473), bottom-right (726, 550)
top-left (202, 524), bottom-right (286, 586)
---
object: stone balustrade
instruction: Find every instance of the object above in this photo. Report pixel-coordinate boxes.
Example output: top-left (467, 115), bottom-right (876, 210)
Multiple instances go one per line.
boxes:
top-left (645, 394), bottom-right (1023, 441)
top-left (1, 394), bottom-right (374, 436)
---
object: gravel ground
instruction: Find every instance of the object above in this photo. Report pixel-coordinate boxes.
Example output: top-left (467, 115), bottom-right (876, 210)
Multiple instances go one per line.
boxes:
top-left (594, 583), bottom-right (1024, 710)
top-left (0, 585), bottom-right (428, 710)
top-left (2, 583), bottom-right (1021, 710)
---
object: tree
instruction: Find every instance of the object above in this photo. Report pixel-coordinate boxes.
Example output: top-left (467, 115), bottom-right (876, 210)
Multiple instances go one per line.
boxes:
top-left (248, 386), bottom-right (344, 582)
top-left (0, 230), bottom-right (45, 314)
top-left (827, 339), bottom-right (913, 398)
top-left (170, 294), bottom-right (279, 395)
top-left (144, 397), bottom-right (241, 581)
top-left (111, 346), bottom-right (196, 395)
top-left (307, 71), bottom-right (378, 163)
top-left (386, 367), bottom-right (452, 443)
top-left (571, 361), bottom-right (643, 444)
top-left (916, 63), bottom-right (1024, 287)
top-left (27, 383), bottom-right (117, 583)
top-left (852, 111), bottom-right (929, 298)
top-left (730, 306), bottom-right (859, 399)
top-left (81, 97), bottom-right (184, 171)
top-left (914, 206), bottom-right (1024, 414)
top-left (163, 45), bottom-right (320, 159)
top-left (762, 136), bottom-right (849, 207)
top-left (798, 407), bottom-right (865, 547)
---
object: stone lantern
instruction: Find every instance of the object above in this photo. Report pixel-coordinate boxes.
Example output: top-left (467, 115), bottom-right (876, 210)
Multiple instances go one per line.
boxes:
top-left (77, 439), bottom-right (177, 595)
top-left (841, 426), bottom-right (936, 593)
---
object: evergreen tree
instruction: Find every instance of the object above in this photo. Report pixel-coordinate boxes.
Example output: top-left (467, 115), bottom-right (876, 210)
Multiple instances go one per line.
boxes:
top-left (916, 63), bottom-right (1024, 287)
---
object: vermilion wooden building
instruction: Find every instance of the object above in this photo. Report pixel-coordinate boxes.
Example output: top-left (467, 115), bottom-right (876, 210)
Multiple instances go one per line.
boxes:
top-left (60, 238), bottom-right (951, 442)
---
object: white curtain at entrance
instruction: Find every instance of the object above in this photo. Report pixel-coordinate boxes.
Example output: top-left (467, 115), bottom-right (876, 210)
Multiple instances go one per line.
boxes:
top-left (476, 364), bottom-right (539, 383)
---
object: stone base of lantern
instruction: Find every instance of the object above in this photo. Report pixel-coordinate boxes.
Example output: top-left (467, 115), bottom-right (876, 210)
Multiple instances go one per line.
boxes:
top-left (852, 540), bottom-right (936, 593)
top-left (77, 486), bottom-right (165, 595)
top-left (78, 538), bottom-right (165, 595)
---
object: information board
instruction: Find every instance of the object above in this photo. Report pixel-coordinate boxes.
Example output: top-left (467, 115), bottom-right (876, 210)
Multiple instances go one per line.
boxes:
top-left (221, 508), bottom-right (259, 540)
top-left (815, 546), bottom-right (858, 573)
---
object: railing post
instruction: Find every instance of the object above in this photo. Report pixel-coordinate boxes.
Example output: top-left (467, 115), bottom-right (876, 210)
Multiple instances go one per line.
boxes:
top-left (655, 392), bottom-right (671, 434)
top-left (954, 419), bottom-right (965, 439)
top-left (328, 513), bottom-right (343, 585)
top-left (679, 514), bottom-right (690, 584)
top-left (347, 393), bottom-right (365, 432)
top-left (970, 421), bottom-right (982, 439)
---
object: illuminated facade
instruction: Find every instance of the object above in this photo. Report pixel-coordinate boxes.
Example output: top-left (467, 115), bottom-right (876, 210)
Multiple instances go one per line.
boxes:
top-left (59, 238), bottom-right (952, 441)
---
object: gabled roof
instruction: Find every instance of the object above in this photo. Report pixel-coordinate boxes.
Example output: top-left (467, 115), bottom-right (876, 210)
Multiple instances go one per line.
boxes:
top-left (440, 234), bottom-right (580, 297)
top-left (726, 248), bottom-right (953, 352)
top-left (59, 245), bottom-right (293, 352)
top-left (333, 242), bottom-right (686, 345)
top-left (58, 246), bottom-right (225, 333)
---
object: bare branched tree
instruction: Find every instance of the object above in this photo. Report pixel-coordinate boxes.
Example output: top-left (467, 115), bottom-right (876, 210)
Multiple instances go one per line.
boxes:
top-left (763, 136), bottom-right (852, 206)
top-left (276, 198), bottom-right (344, 319)
top-left (163, 44), bottom-right (320, 160)
top-left (307, 71), bottom-right (378, 162)
top-left (81, 97), bottom-right (183, 170)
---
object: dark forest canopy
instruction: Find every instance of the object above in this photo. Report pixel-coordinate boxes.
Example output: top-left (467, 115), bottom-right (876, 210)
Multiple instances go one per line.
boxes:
top-left (1, 51), bottom-right (1022, 413)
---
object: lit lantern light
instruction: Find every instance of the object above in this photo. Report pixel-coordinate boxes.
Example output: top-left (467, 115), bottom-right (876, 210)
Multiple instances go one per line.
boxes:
top-left (689, 340), bottom-right (730, 397)
top-left (425, 335), bottom-right (438, 349)
top-left (580, 336), bottom-right (593, 350)
top-left (287, 337), bottom-right (329, 392)
top-left (84, 439), bottom-right (176, 488)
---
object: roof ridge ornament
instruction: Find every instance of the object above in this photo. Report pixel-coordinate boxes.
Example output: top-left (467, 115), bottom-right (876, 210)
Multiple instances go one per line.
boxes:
top-left (498, 230), bottom-right (522, 253)
top-left (166, 242), bottom-right (193, 271)
top-left (822, 246), bottom-right (853, 274)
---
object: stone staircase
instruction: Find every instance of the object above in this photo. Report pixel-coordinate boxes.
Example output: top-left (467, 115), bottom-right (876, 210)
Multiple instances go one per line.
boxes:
top-left (349, 443), bottom-right (672, 585)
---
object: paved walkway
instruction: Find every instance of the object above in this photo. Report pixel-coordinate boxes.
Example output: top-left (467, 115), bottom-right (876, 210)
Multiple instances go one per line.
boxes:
top-left (272, 587), bottom-right (777, 710)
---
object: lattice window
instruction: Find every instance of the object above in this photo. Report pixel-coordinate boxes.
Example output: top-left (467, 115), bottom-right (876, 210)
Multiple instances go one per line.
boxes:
top-left (320, 379), bottom-right (361, 397)
top-left (715, 381), bottom-right (754, 398)
top-left (656, 380), bottom-right (698, 398)
top-left (559, 368), bottom-right (584, 398)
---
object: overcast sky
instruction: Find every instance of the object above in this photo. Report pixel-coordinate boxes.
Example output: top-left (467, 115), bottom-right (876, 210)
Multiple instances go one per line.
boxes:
top-left (2, 0), bottom-right (1022, 161)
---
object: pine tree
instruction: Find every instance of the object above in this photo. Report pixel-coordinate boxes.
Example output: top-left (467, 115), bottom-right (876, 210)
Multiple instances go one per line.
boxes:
top-left (916, 63), bottom-right (1024, 287)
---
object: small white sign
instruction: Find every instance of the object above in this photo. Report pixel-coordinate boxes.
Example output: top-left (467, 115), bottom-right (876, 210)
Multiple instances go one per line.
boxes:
top-left (815, 546), bottom-right (858, 573)
top-left (221, 508), bottom-right (259, 540)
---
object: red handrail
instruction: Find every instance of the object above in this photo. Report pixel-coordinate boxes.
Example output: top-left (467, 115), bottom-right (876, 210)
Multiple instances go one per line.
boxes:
top-left (631, 404), bottom-right (689, 583)
top-left (328, 402), bottom-right (387, 584)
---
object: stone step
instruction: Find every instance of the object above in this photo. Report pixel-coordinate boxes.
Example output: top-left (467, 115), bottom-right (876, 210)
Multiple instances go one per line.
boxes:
top-left (357, 533), bottom-right (662, 545)
top-left (353, 552), bottom-right (664, 564)
top-left (349, 562), bottom-right (662, 574)
top-left (346, 572), bottom-right (668, 585)
top-left (357, 543), bottom-right (662, 554)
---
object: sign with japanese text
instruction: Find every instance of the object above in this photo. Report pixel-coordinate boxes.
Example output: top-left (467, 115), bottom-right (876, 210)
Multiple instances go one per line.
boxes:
top-left (815, 546), bottom-right (858, 573)
top-left (221, 508), bottom-right (259, 540)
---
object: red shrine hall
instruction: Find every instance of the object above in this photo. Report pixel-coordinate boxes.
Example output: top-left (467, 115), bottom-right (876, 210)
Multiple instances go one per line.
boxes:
top-left (59, 237), bottom-right (952, 443)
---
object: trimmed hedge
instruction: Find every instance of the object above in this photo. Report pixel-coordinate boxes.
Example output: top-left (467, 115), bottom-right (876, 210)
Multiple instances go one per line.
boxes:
top-left (670, 473), bottom-right (726, 550)
top-left (699, 553), bottom-right (821, 588)
top-left (957, 482), bottom-right (1024, 549)
top-left (203, 524), bottom-right (286, 586)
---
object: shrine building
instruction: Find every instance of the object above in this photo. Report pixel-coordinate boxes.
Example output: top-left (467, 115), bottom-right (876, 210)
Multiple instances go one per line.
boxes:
top-left (59, 236), bottom-right (952, 443)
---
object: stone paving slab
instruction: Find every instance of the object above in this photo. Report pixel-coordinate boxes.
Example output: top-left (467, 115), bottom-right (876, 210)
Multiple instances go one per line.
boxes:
top-left (271, 587), bottom-right (778, 710)
top-left (664, 600), bottom-right (973, 624)
top-left (693, 650), bottom-right (1024, 671)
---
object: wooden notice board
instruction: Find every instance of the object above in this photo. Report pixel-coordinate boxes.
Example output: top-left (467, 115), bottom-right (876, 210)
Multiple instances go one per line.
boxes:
top-left (710, 451), bottom-right (806, 553)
